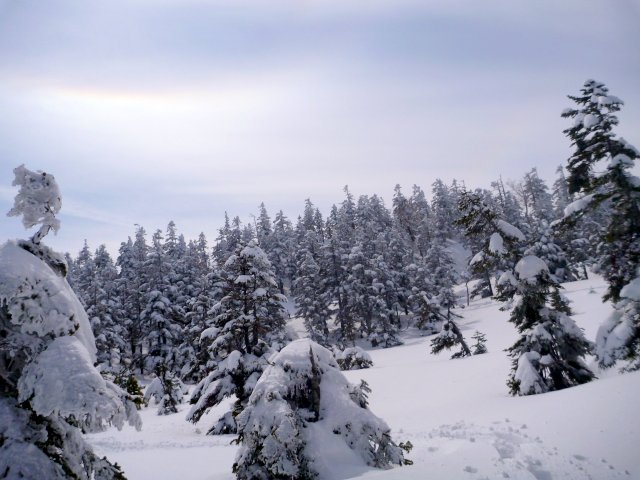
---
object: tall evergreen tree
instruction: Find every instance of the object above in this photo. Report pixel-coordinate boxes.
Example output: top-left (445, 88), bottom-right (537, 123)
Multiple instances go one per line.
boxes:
top-left (187, 240), bottom-right (288, 434)
top-left (506, 256), bottom-right (594, 395)
top-left (561, 80), bottom-right (640, 370)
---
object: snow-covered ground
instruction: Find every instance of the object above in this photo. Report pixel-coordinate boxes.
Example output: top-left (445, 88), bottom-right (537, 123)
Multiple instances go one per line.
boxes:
top-left (86, 276), bottom-right (640, 480)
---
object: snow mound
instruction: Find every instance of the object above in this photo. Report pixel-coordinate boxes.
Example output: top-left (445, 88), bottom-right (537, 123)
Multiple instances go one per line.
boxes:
top-left (515, 255), bottom-right (549, 282)
top-left (0, 241), bottom-right (96, 359)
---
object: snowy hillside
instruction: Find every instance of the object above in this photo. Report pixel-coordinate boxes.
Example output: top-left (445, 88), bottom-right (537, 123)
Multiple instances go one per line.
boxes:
top-left (85, 275), bottom-right (639, 480)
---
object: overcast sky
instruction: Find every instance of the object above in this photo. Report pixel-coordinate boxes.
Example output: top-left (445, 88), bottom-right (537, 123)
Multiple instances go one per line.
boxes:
top-left (1, 0), bottom-right (639, 256)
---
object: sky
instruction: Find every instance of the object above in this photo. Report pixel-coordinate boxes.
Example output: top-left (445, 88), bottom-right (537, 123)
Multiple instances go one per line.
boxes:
top-left (1, 0), bottom-right (639, 256)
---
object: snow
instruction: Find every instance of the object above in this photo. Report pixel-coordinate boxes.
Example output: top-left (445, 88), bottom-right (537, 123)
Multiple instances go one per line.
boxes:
top-left (86, 276), bottom-right (639, 480)
top-left (582, 113), bottom-right (599, 128)
top-left (488, 232), bottom-right (505, 255)
top-left (469, 250), bottom-right (484, 266)
top-left (18, 335), bottom-right (139, 431)
top-left (0, 240), bottom-right (97, 360)
top-left (608, 154), bottom-right (634, 169)
top-left (599, 95), bottom-right (623, 106)
top-left (515, 255), bottom-right (549, 281)
top-left (496, 219), bottom-right (525, 242)
top-left (620, 276), bottom-right (640, 301)
top-left (563, 194), bottom-right (595, 217)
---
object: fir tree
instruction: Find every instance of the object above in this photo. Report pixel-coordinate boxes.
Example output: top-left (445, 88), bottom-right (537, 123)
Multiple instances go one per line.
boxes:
top-left (471, 331), bottom-right (488, 355)
top-left (144, 363), bottom-right (184, 415)
top-left (187, 240), bottom-right (287, 434)
top-left (561, 80), bottom-right (640, 369)
top-left (506, 255), bottom-right (594, 396)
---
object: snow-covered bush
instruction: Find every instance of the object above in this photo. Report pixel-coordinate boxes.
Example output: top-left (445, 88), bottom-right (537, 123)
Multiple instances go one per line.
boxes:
top-left (144, 364), bottom-right (184, 415)
top-left (430, 319), bottom-right (471, 359)
top-left (114, 374), bottom-right (145, 410)
top-left (233, 339), bottom-right (410, 480)
top-left (0, 166), bottom-right (140, 479)
top-left (471, 331), bottom-right (488, 355)
top-left (335, 346), bottom-right (374, 370)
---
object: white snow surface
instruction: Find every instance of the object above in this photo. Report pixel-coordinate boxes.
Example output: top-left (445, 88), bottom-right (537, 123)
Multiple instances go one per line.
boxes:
top-left (620, 276), bottom-right (640, 301)
top-left (86, 275), bottom-right (639, 480)
top-left (488, 232), bottom-right (505, 255)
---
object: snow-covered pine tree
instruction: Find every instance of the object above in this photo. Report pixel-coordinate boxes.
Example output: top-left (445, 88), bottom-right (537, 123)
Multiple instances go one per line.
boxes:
top-left (269, 209), bottom-right (295, 294)
top-left (471, 331), bottom-right (488, 355)
top-left (233, 339), bottom-right (410, 480)
top-left (521, 168), bottom-right (555, 235)
top-left (7, 164), bottom-right (62, 247)
top-left (1, 165), bottom-right (140, 479)
top-left (187, 240), bottom-right (288, 434)
top-left (116, 227), bottom-right (149, 373)
top-left (180, 235), bottom-right (223, 382)
top-left (431, 179), bottom-right (459, 241)
top-left (295, 250), bottom-right (332, 345)
top-left (456, 189), bottom-right (525, 299)
top-left (144, 363), bottom-right (184, 415)
top-left (552, 166), bottom-right (573, 219)
top-left (91, 244), bottom-right (126, 372)
top-left (506, 255), bottom-right (594, 396)
top-left (524, 221), bottom-right (576, 283)
top-left (141, 229), bottom-right (184, 374)
top-left (561, 80), bottom-right (640, 370)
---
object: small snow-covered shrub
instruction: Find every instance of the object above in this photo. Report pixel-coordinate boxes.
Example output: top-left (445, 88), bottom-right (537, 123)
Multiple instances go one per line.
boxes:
top-left (115, 374), bottom-right (145, 410)
top-left (471, 331), bottom-right (488, 355)
top-left (144, 365), bottom-right (184, 415)
top-left (335, 346), bottom-right (374, 370)
top-left (430, 320), bottom-right (471, 359)
top-left (233, 339), bottom-right (410, 480)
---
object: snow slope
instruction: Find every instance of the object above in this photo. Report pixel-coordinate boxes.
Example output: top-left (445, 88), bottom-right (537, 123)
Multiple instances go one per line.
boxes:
top-left (86, 276), bottom-right (639, 480)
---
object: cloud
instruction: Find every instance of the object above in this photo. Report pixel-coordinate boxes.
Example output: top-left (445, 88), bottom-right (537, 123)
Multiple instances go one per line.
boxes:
top-left (0, 0), bottom-right (638, 256)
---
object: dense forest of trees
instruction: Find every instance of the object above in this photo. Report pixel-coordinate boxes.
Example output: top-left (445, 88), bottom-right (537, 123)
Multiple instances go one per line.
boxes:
top-left (4, 80), bottom-right (639, 479)
top-left (64, 84), bottom-right (638, 407)
top-left (59, 81), bottom-right (639, 411)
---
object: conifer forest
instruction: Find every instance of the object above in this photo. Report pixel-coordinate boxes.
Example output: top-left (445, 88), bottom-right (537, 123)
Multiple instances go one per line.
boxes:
top-left (2, 78), bottom-right (639, 479)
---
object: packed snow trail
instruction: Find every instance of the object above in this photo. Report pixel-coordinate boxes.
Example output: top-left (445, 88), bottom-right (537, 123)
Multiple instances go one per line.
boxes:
top-left (86, 277), bottom-right (640, 479)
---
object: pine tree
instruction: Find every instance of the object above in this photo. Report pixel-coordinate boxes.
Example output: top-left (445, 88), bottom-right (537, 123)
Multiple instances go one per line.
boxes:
top-left (187, 240), bottom-right (287, 434)
top-left (430, 318), bottom-right (471, 359)
top-left (506, 255), bottom-right (594, 395)
top-left (116, 227), bottom-right (149, 373)
top-left (456, 189), bottom-right (525, 299)
top-left (91, 244), bottom-right (126, 371)
top-left (144, 364), bottom-right (184, 415)
top-left (552, 166), bottom-right (573, 218)
top-left (295, 251), bottom-right (332, 344)
top-left (471, 331), bottom-right (488, 355)
top-left (561, 80), bottom-right (640, 369)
